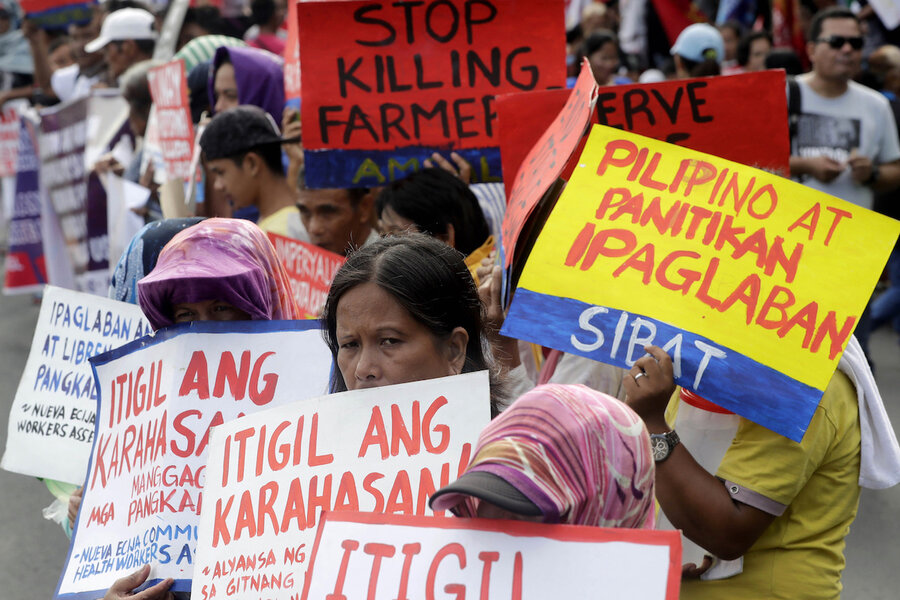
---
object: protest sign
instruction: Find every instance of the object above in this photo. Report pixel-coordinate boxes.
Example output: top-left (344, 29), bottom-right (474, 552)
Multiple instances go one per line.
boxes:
top-left (298, 0), bottom-right (566, 188)
top-left (55, 320), bottom-right (333, 599)
top-left (0, 105), bottom-right (20, 177)
top-left (497, 70), bottom-right (790, 202)
top-left (103, 173), bottom-right (150, 272)
top-left (1, 286), bottom-right (150, 483)
top-left (191, 371), bottom-right (491, 600)
top-left (19, 0), bottom-right (93, 30)
top-left (500, 60), bottom-right (597, 269)
top-left (147, 60), bottom-right (195, 180)
top-left (284, 0), bottom-right (301, 110)
top-left (302, 511), bottom-right (681, 599)
top-left (3, 116), bottom-right (48, 294)
top-left (268, 232), bottom-right (345, 318)
top-left (869, 0), bottom-right (900, 30)
top-left (502, 125), bottom-right (900, 442)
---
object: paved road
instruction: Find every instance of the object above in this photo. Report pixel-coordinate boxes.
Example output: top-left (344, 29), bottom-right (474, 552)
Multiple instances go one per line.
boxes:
top-left (1, 290), bottom-right (899, 598)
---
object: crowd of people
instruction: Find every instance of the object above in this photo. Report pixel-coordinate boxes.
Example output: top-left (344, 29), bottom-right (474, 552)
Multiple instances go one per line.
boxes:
top-left (2, 0), bottom-right (900, 598)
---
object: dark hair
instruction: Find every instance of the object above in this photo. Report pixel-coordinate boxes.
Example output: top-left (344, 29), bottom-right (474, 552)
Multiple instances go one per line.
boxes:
top-left (250, 0), bottom-right (276, 26)
top-left (182, 6), bottom-right (224, 35)
top-left (134, 38), bottom-right (155, 56)
top-left (322, 234), bottom-right (500, 402)
top-left (737, 30), bottom-right (772, 66)
top-left (105, 0), bottom-right (152, 12)
top-left (229, 144), bottom-right (284, 176)
top-left (678, 55), bottom-right (721, 77)
top-left (765, 48), bottom-right (804, 75)
top-left (120, 59), bottom-right (154, 120)
top-left (376, 168), bottom-right (490, 256)
top-left (582, 29), bottom-right (619, 59)
top-left (718, 19), bottom-right (743, 39)
top-left (808, 7), bottom-right (858, 43)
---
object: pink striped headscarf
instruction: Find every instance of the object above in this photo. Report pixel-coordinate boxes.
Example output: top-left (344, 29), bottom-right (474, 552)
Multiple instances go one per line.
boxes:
top-left (138, 218), bottom-right (301, 329)
top-left (444, 384), bottom-right (656, 528)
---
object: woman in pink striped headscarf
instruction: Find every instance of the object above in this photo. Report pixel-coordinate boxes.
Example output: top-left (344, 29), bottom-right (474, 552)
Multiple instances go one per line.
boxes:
top-left (430, 384), bottom-right (656, 529)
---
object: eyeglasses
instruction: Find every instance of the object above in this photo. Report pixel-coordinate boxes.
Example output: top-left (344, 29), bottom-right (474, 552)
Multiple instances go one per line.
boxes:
top-left (817, 35), bottom-right (864, 50)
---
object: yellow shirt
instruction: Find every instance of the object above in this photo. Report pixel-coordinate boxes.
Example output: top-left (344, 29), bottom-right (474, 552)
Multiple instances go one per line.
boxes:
top-left (681, 371), bottom-right (860, 600)
top-left (257, 205), bottom-right (301, 238)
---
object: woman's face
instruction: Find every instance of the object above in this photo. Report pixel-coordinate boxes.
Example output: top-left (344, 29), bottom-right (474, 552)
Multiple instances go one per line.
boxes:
top-left (173, 299), bottom-right (250, 323)
top-left (214, 63), bottom-right (240, 114)
top-left (588, 42), bottom-right (619, 85)
top-left (746, 38), bottom-right (771, 72)
top-left (335, 282), bottom-right (468, 390)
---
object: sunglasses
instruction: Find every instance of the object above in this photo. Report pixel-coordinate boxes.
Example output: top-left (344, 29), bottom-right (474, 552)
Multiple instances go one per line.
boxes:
top-left (817, 35), bottom-right (864, 50)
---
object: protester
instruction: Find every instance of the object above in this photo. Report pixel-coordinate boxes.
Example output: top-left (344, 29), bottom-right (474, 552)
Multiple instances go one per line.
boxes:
top-left (199, 106), bottom-right (304, 238)
top-left (376, 168), bottom-right (493, 282)
top-left (582, 30), bottom-right (629, 86)
top-left (430, 383), bottom-right (655, 528)
top-left (208, 45), bottom-right (283, 123)
top-left (670, 23), bottom-right (724, 78)
top-left (620, 337), bottom-right (900, 598)
top-left (321, 233), bottom-right (504, 408)
top-left (0, 0), bottom-right (35, 106)
top-left (84, 7), bottom-right (157, 83)
top-left (717, 20), bottom-right (742, 72)
top-left (244, 0), bottom-right (286, 55)
top-left (735, 31), bottom-right (772, 73)
top-left (138, 217), bottom-right (301, 329)
top-left (29, 10), bottom-right (104, 102)
top-left (297, 187), bottom-right (377, 255)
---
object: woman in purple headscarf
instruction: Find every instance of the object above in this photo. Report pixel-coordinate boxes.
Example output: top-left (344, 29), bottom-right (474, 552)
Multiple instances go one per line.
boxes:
top-left (208, 45), bottom-right (284, 124)
top-left (430, 383), bottom-right (656, 529)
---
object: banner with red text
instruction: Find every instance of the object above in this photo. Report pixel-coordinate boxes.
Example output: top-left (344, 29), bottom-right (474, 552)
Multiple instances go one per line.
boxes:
top-left (191, 371), bottom-right (491, 600)
top-left (268, 232), bottom-right (345, 318)
top-left (497, 70), bottom-right (790, 202)
top-left (298, 0), bottom-right (566, 188)
top-left (2, 286), bottom-right (150, 483)
top-left (147, 60), bottom-right (195, 180)
top-left (302, 512), bottom-right (681, 599)
top-left (502, 125), bottom-right (900, 442)
top-left (0, 105), bottom-right (21, 177)
top-left (54, 320), bottom-right (333, 599)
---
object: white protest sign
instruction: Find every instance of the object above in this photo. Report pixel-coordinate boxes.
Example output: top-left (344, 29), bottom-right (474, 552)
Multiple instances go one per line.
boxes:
top-left (191, 371), bottom-right (492, 600)
top-left (2, 285), bottom-right (151, 483)
top-left (302, 512), bottom-right (682, 600)
top-left (55, 320), bottom-right (333, 599)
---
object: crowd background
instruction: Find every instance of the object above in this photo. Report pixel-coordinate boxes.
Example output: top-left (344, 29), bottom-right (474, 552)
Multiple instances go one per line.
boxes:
top-left (1, 0), bottom-right (900, 597)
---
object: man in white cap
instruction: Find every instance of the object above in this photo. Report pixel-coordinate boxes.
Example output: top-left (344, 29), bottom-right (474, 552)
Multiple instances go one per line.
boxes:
top-left (84, 7), bottom-right (157, 81)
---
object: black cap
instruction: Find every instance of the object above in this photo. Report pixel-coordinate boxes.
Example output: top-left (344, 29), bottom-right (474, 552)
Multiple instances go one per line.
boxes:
top-left (199, 105), bottom-right (297, 161)
top-left (429, 470), bottom-right (542, 516)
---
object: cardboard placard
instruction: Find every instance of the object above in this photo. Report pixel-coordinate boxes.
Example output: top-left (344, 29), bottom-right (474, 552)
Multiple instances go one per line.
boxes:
top-left (284, 0), bottom-right (301, 109)
top-left (2, 286), bottom-right (150, 483)
top-left (147, 60), bottom-right (195, 181)
top-left (268, 232), bottom-right (345, 318)
top-left (302, 512), bottom-right (682, 599)
top-left (54, 321), bottom-right (333, 599)
top-left (19, 0), bottom-right (93, 29)
top-left (502, 125), bottom-right (900, 442)
top-left (500, 60), bottom-right (597, 268)
top-left (497, 70), bottom-right (791, 203)
top-left (3, 116), bottom-right (48, 293)
top-left (191, 372), bottom-right (491, 600)
top-left (298, 0), bottom-right (566, 188)
top-left (0, 105), bottom-right (20, 177)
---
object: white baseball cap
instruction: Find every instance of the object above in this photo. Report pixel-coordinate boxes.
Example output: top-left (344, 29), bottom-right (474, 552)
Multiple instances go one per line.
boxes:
top-left (670, 23), bottom-right (724, 64)
top-left (85, 8), bottom-right (158, 53)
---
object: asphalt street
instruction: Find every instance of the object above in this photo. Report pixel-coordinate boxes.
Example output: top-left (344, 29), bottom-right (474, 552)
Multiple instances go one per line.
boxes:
top-left (1, 289), bottom-right (899, 598)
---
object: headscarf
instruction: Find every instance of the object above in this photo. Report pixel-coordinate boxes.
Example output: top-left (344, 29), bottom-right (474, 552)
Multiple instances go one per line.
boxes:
top-left (0, 0), bottom-right (34, 75)
top-left (109, 218), bottom-right (204, 304)
top-left (435, 384), bottom-right (656, 529)
top-left (137, 218), bottom-right (301, 329)
top-left (208, 45), bottom-right (284, 124)
top-left (174, 34), bottom-right (247, 74)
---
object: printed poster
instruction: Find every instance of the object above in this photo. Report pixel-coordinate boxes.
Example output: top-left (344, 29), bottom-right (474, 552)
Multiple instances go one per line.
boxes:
top-left (268, 232), bottom-right (345, 318)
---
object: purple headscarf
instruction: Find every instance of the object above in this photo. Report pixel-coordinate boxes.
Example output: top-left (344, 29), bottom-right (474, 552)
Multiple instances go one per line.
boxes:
top-left (137, 218), bottom-right (301, 330)
top-left (209, 45), bottom-right (285, 124)
top-left (433, 384), bottom-right (656, 529)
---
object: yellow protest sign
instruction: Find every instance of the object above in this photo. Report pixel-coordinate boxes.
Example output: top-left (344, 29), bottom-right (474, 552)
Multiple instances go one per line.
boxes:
top-left (503, 124), bottom-right (900, 441)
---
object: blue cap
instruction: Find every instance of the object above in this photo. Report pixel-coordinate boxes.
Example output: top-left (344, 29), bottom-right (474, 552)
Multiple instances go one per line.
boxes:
top-left (670, 23), bottom-right (724, 64)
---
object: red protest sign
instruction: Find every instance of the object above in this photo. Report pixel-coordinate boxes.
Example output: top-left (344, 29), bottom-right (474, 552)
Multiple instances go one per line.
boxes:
top-left (19, 0), bottom-right (92, 28)
top-left (147, 60), bottom-right (195, 180)
top-left (302, 512), bottom-right (682, 599)
top-left (268, 232), bottom-right (345, 318)
top-left (298, 0), bottom-right (566, 188)
top-left (0, 106), bottom-right (20, 177)
top-left (284, 0), bottom-right (301, 103)
top-left (500, 60), bottom-right (597, 268)
top-left (497, 70), bottom-right (790, 204)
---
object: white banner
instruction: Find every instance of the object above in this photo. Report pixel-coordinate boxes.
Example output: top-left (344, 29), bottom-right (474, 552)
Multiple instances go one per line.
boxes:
top-left (2, 286), bottom-right (150, 483)
top-left (54, 320), bottom-right (332, 599)
top-left (191, 371), bottom-right (492, 600)
top-left (303, 512), bottom-right (682, 600)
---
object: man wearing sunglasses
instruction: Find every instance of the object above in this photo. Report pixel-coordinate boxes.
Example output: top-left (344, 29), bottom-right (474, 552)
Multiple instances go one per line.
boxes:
top-left (789, 6), bottom-right (900, 364)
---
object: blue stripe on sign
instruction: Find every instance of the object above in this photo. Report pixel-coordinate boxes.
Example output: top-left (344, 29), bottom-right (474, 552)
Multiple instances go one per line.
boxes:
top-left (304, 147), bottom-right (503, 189)
top-left (501, 288), bottom-right (823, 442)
